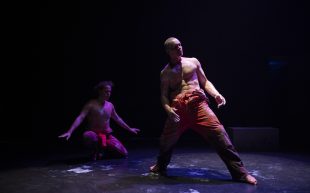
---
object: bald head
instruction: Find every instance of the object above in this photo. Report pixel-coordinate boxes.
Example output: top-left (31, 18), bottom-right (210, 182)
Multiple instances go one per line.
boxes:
top-left (164, 37), bottom-right (183, 57)
top-left (164, 37), bottom-right (179, 51)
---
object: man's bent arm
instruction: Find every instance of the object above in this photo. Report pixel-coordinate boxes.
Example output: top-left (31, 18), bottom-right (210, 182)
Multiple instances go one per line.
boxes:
top-left (111, 105), bottom-right (132, 131)
top-left (67, 105), bottom-right (89, 134)
top-left (195, 58), bottom-right (221, 98)
top-left (160, 71), bottom-right (173, 113)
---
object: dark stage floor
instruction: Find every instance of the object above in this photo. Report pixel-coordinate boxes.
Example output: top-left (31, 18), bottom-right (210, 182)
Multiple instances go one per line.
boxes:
top-left (1, 146), bottom-right (310, 193)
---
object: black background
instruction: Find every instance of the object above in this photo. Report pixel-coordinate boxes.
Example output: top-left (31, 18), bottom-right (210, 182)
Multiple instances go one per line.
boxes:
top-left (4, 0), bottom-right (309, 152)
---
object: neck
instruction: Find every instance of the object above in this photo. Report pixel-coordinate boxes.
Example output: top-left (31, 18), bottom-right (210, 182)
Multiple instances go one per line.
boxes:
top-left (169, 56), bottom-right (182, 67)
top-left (97, 97), bottom-right (106, 104)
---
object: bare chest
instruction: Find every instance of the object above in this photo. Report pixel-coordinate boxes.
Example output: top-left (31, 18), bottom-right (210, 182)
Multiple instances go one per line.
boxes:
top-left (168, 62), bottom-right (197, 85)
top-left (90, 102), bottom-right (112, 120)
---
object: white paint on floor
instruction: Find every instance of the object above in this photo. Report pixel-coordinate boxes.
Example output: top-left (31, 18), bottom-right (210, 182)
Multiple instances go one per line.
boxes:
top-left (250, 170), bottom-right (275, 180)
top-left (100, 165), bottom-right (113, 171)
top-left (67, 167), bottom-right (93, 174)
top-left (180, 189), bottom-right (200, 193)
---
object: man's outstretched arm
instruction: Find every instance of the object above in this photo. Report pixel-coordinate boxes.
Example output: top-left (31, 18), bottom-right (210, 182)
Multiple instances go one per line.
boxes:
top-left (58, 103), bottom-right (90, 140)
top-left (111, 104), bottom-right (140, 134)
top-left (195, 58), bottom-right (226, 108)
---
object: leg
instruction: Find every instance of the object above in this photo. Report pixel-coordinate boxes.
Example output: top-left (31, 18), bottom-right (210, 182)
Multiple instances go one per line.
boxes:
top-left (192, 102), bottom-right (257, 184)
top-left (150, 118), bottom-right (186, 174)
top-left (83, 131), bottom-right (99, 148)
top-left (106, 135), bottom-right (128, 158)
top-left (83, 131), bottom-right (100, 160)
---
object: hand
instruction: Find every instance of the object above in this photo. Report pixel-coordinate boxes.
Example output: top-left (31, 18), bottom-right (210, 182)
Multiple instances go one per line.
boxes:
top-left (214, 94), bottom-right (226, 108)
top-left (130, 128), bottom-right (140, 135)
top-left (58, 132), bottom-right (71, 140)
top-left (168, 107), bottom-right (180, 122)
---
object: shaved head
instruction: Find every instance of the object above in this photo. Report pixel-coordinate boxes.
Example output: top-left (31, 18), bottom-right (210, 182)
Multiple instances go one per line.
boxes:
top-left (164, 37), bottom-right (180, 51)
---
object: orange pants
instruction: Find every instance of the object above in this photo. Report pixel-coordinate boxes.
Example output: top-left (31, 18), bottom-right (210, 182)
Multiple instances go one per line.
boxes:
top-left (83, 130), bottom-right (128, 157)
top-left (156, 89), bottom-right (248, 179)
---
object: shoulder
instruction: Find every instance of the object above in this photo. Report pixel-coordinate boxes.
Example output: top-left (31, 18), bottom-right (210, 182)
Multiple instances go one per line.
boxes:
top-left (85, 99), bottom-right (94, 105)
top-left (160, 64), bottom-right (170, 78)
top-left (106, 101), bottom-right (113, 106)
top-left (186, 57), bottom-right (199, 64)
top-left (182, 57), bottom-right (199, 64)
top-left (188, 57), bottom-right (201, 68)
top-left (106, 101), bottom-right (115, 109)
top-left (83, 100), bottom-right (96, 110)
top-left (161, 64), bottom-right (170, 74)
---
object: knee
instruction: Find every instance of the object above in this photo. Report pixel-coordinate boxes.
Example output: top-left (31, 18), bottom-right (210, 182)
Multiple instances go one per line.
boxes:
top-left (217, 127), bottom-right (233, 147)
top-left (106, 140), bottom-right (128, 157)
top-left (211, 124), bottom-right (225, 134)
top-left (113, 146), bottom-right (128, 157)
top-left (116, 151), bottom-right (128, 158)
top-left (83, 131), bottom-right (98, 147)
top-left (210, 125), bottom-right (233, 147)
top-left (122, 149), bottom-right (128, 157)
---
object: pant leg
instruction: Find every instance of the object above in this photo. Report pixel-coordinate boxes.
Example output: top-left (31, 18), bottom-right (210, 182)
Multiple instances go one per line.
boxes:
top-left (106, 135), bottom-right (128, 157)
top-left (191, 101), bottom-right (248, 179)
top-left (156, 118), bottom-right (183, 169)
top-left (156, 100), bottom-right (190, 169)
top-left (83, 131), bottom-right (99, 149)
top-left (83, 131), bottom-right (101, 159)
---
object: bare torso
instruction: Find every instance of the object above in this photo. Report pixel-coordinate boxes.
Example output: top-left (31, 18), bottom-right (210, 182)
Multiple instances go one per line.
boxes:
top-left (162, 57), bottom-right (201, 100)
top-left (86, 100), bottom-right (113, 133)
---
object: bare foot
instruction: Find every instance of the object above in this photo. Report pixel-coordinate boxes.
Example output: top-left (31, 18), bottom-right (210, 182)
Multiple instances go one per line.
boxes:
top-left (149, 164), bottom-right (159, 172)
top-left (243, 174), bottom-right (257, 185)
top-left (149, 164), bottom-right (167, 176)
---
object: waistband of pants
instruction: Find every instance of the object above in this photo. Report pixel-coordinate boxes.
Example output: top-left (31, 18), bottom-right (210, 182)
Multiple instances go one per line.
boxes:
top-left (173, 89), bottom-right (206, 100)
top-left (90, 129), bottom-right (113, 136)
